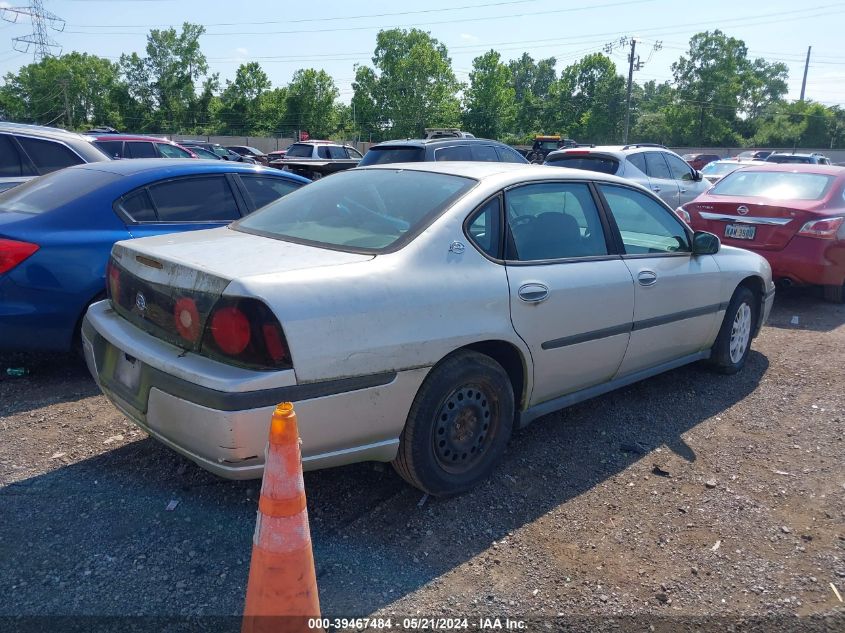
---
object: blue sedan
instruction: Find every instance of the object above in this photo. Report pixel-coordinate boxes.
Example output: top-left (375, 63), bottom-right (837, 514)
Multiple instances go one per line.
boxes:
top-left (0, 159), bottom-right (309, 352)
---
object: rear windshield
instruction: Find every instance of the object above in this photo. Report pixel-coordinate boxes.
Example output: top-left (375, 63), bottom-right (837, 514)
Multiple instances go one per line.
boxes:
top-left (766, 155), bottom-right (813, 164)
top-left (235, 168), bottom-right (475, 252)
top-left (709, 171), bottom-right (835, 201)
top-left (285, 144), bottom-right (313, 158)
top-left (545, 155), bottom-right (619, 175)
top-left (0, 167), bottom-right (118, 213)
top-left (358, 146), bottom-right (426, 166)
top-left (701, 162), bottom-right (744, 176)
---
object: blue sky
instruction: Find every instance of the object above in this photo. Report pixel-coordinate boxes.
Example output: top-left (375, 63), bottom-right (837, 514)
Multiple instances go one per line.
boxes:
top-left (1, 0), bottom-right (843, 107)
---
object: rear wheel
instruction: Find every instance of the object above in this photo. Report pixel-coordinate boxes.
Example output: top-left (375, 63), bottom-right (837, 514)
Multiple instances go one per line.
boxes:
top-left (823, 283), bottom-right (844, 304)
top-left (392, 350), bottom-right (514, 496)
top-left (708, 286), bottom-right (756, 374)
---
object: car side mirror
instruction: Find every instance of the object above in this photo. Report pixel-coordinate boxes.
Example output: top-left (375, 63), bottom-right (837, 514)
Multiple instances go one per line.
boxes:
top-left (693, 231), bottom-right (720, 255)
top-left (692, 169), bottom-right (703, 181)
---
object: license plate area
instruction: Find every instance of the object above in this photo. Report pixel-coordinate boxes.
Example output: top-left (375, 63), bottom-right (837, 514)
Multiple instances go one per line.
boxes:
top-left (725, 224), bottom-right (756, 240)
top-left (114, 352), bottom-right (142, 394)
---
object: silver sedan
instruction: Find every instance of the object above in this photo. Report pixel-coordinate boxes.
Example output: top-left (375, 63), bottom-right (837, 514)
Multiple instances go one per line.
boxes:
top-left (83, 162), bottom-right (774, 496)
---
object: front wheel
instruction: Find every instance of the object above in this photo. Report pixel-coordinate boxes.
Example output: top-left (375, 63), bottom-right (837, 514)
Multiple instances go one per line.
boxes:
top-left (392, 350), bottom-right (514, 496)
top-left (708, 286), bottom-right (756, 374)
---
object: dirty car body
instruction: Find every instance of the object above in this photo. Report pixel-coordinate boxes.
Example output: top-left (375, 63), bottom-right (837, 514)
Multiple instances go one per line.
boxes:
top-left (83, 163), bottom-right (774, 495)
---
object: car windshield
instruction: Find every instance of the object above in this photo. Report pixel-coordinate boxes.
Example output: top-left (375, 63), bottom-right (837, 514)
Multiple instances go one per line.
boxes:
top-left (358, 146), bottom-right (425, 166)
top-left (545, 155), bottom-right (620, 175)
top-left (234, 168), bottom-right (475, 252)
top-left (709, 171), bottom-right (835, 201)
top-left (245, 147), bottom-right (264, 155)
top-left (701, 162), bottom-right (744, 176)
top-left (0, 167), bottom-right (119, 213)
top-left (285, 144), bottom-right (313, 158)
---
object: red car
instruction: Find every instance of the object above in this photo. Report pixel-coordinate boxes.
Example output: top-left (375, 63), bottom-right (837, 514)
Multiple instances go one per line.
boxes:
top-left (682, 153), bottom-right (721, 170)
top-left (88, 134), bottom-right (197, 159)
top-left (678, 164), bottom-right (845, 302)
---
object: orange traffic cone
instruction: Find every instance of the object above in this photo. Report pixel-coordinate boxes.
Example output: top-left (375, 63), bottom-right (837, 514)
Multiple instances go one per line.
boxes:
top-left (242, 402), bottom-right (321, 633)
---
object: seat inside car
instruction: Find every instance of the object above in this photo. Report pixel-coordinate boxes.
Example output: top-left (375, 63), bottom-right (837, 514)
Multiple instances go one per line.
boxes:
top-left (514, 211), bottom-right (589, 260)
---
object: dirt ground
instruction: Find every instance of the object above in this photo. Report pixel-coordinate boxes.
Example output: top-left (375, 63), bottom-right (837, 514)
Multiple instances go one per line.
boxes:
top-left (0, 288), bottom-right (843, 632)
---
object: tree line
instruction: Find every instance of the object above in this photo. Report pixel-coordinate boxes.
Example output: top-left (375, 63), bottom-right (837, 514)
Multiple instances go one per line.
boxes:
top-left (1, 23), bottom-right (843, 149)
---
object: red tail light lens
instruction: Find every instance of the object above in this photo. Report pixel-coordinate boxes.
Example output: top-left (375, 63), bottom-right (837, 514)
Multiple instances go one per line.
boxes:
top-left (106, 259), bottom-right (121, 300)
top-left (200, 298), bottom-right (291, 370)
top-left (210, 306), bottom-right (251, 355)
top-left (797, 217), bottom-right (843, 239)
top-left (0, 238), bottom-right (39, 275)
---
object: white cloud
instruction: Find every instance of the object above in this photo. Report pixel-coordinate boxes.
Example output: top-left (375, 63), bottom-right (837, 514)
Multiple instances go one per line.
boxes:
top-left (459, 33), bottom-right (479, 43)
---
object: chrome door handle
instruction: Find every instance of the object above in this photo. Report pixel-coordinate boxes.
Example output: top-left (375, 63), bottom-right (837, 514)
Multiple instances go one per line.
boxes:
top-left (680, 188), bottom-right (687, 194)
top-left (637, 270), bottom-right (658, 286)
top-left (651, 186), bottom-right (661, 192)
top-left (518, 283), bottom-right (549, 303)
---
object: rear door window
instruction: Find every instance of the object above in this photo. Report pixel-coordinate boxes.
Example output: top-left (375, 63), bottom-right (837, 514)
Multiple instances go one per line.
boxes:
top-left (126, 142), bottom-right (158, 158)
top-left (471, 145), bottom-right (499, 162)
top-left (16, 136), bottom-right (82, 174)
top-left (95, 140), bottom-right (124, 159)
top-left (434, 145), bottom-right (472, 161)
top-left (317, 146), bottom-right (331, 159)
top-left (626, 152), bottom-right (647, 174)
top-left (147, 176), bottom-right (241, 222)
top-left (239, 175), bottom-right (303, 210)
top-left (0, 135), bottom-right (29, 176)
top-left (285, 144), bottom-right (313, 158)
top-left (644, 152), bottom-right (672, 179)
top-left (118, 188), bottom-right (157, 222)
top-left (327, 146), bottom-right (349, 159)
top-left (495, 145), bottom-right (528, 163)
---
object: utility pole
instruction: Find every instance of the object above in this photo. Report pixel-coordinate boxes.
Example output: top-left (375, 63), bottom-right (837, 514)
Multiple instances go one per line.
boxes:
top-left (623, 38), bottom-right (639, 144)
top-left (799, 46), bottom-right (811, 101)
top-left (1, 0), bottom-right (64, 61)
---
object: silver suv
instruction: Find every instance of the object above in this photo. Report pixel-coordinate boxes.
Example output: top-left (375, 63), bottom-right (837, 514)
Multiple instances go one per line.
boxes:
top-left (545, 143), bottom-right (710, 207)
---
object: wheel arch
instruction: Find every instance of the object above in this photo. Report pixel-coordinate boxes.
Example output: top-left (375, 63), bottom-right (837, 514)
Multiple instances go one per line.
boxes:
top-left (457, 339), bottom-right (528, 412)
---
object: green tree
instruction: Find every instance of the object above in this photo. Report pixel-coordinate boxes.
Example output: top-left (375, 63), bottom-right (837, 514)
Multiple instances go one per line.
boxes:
top-left (352, 29), bottom-right (461, 139)
top-left (0, 53), bottom-right (123, 128)
top-left (285, 68), bottom-right (339, 138)
top-left (462, 50), bottom-right (515, 139)
top-left (217, 62), bottom-right (272, 134)
top-left (507, 53), bottom-right (557, 134)
top-left (752, 100), bottom-right (834, 148)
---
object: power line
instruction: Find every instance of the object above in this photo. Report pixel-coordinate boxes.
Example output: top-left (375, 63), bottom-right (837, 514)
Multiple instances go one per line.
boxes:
top-left (1, 0), bottom-right (64, 61)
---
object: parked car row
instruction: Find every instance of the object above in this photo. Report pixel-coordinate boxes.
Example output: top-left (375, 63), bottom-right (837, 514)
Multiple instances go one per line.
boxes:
top-left (2, 119), bottom-right (843, 497)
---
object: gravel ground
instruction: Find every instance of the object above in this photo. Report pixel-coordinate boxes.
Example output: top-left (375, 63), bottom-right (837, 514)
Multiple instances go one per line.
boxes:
top-left (0, 288), bottom-right (843, 632)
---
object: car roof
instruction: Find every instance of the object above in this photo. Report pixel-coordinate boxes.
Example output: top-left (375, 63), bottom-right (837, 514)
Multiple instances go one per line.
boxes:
top-left (360, 160), bottom-right (643, 189)
top-left (727, 163), bottom-right (844, 175)
top-left (0, 121), bottom-right (98, 142)
top-left (90, 134), bottom-right (172, 142)
top-left (66, 157), bottom-right (305, 179)
top-left (370, 137), bottom-right (511, 148)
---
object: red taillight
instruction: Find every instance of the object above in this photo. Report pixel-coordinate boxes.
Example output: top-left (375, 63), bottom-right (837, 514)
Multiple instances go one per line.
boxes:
top-left (210, 306), bottom-right (251, 355)
top-left (174, 297), bottom-right (201, 342)
top-left (565, 150), bottom-right (591, 155)
top-left (200, 298), bottom-right (292, 370)
top-left (797, 217), bottom-right (843, 239)
top-left (107, 259), bottom-right (121, 300)
top-left (0, 238), bottom-right (39, 275)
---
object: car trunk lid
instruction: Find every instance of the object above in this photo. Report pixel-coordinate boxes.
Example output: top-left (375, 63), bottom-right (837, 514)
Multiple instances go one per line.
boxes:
top-left (686, 198), bottom-right (816, 251)
top-left (108, 226), bottom-right (374, 352)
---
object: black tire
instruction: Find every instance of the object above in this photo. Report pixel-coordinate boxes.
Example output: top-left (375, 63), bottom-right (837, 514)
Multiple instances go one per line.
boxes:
top-left (708, 286), bottom-right (757, 375)
top-left (823, 283), bottom-right (844, 303)
top-left (392, 350), bottom-right (514, 497)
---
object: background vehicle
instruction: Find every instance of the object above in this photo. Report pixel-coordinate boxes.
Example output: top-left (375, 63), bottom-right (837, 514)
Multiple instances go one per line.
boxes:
top-left (358, 137), bottom-right (528, 166)
top-left (90, 134), bottom-right (196, 159)
top-left (0, 159), bottom-right (308, 353)
top-left (226, 145), bottom-right (269, 166)
top-left (678, 164), bottom-right (845, 302)
top-left (521, 135), bottom-right (578, 163)
top-left (682, 153), bottom-right (721, 170)
top-left (267, 148), bottom-right (289, 166)
top-left (423, 128), bottom-right (476, 139)
top-left (276, 140), bottom-right (363, 179)
top-left (699, 158), bottom-right (767, 185)
top-left (0, 122), bottom-right (110, 192)
top-left (187, 146), bottom-right (223, 160)
top-left (545, 144), bottom-right (709, 207)
top-left (179, 141), bottom-right (257, 163)
top-left (765, 152), bottom-right (831, 165)
top-left (737, 150), bottom-right (773, 161)
top-left (84, 162), bottom-right (772, 496)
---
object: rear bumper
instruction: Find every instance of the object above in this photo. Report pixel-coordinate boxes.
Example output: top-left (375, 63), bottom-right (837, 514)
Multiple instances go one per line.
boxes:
top-left (82, 301), bottom-right (427, 479)
top-left (745, 237), bottom-right (844, 287)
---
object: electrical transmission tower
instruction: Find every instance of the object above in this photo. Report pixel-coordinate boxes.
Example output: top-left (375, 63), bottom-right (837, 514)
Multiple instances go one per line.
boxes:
top-left (1, 0), bottom-right (65, 61)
